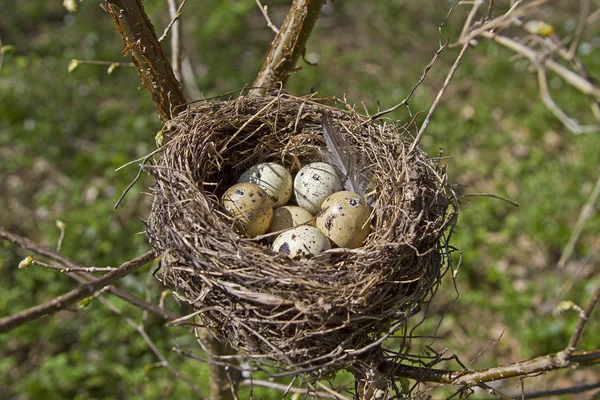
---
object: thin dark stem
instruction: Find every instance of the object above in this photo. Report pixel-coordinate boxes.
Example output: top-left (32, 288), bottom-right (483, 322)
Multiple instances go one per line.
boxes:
top-left (515, 381), bottom-right (600, 400)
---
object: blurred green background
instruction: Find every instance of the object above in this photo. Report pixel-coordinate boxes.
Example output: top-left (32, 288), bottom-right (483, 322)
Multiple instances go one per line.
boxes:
top-left (1, 1), bottom-right (599, 398)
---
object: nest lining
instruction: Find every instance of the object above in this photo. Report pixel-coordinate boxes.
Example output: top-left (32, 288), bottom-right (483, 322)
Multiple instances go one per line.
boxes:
top-left (146, 93), bottom-right (454, 374)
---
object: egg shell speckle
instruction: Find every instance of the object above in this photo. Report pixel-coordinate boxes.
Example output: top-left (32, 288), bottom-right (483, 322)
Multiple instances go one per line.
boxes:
top-left (316, 191), bottom-right (371, 248)
top-left (272, 225), bottom-right (331, 259)
top-left (222, 182), bottom-right (273, 237)
top-left (293, 162), bottom-right (343, 214)
top-left (238, 162), bottom-right (293, 207)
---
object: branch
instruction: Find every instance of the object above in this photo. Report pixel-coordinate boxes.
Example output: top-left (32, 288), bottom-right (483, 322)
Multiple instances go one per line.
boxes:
top-left (103, 0), bottom-right (187, 121)
top-left (384, 349), bottom-right (600, 386)
top-left (0, 242), bottom-right (154, 333)
top-left (479, 32), bottom-right (600, 100)
top-left (0, 227), bottom-right (177, 322)
top-left (251, 0), bottom-right (325, 95)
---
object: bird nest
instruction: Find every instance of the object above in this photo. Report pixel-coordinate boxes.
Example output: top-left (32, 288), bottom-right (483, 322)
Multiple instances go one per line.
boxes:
top-left (145, 93), bottom-right (456, 375)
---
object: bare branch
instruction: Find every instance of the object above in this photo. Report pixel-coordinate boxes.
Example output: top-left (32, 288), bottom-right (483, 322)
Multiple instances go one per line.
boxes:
top-left (383, 349), bottom-right (600, 385)
top-left (409, 42), bottom-right (470, 153)
top-left (251, 0), bottom-right (325, 95)
top-left (479, 32), bottom-right (600, 100)
top-left (536, 67), bottom-right (600, 134)
top-left (104, 0), bottom-right (187, 121)
top-left (0, 238), bottom-right (154, 333)
top-left (0, 227), bottom-right (178, 323)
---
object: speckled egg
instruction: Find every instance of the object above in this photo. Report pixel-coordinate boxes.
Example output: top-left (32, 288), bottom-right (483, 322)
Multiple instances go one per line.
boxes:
top-left (238, 162), bottom-right (293, 207)
top-left (293, 162), bottom-right (343, 214)
top-left (222, 183), bottom-right (273, 237)
top-left (316, 191), bottom-right (371, 248)
top-left (269, 206), bottom-right (314, 233)
top-left (272, 225), bottom-right (331, 259)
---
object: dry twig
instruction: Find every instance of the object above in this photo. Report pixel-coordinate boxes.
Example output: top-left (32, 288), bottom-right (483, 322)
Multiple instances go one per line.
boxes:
top-left (0, 228), bottom-right (154, 333)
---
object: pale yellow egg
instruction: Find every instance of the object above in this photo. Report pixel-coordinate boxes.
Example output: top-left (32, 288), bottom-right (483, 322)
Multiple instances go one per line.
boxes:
top-left (222, 183), bottom-right (273, 237)
top-left (316, 191), bottom-right (371, 249)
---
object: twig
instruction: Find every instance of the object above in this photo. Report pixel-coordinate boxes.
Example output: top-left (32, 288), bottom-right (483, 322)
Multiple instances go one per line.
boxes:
top-left (255, 0), bottom-right (280, 34)
top-left (461, 192), bottom-right (519, 207)
top-left (409, 42), bottom-right (470, 153)
top-left (479, 32), bottom-right (600, 99)
top-left (239, 379), bottom-right (348, 399)
top-left (69, 59), bottom-right (135, 67)
top-left (98, 296), bottom-right (206, 398)
top-left (158, 0), bottom-right (188, 43)
top-left (31, 259), bottom-right (116, 273)
top-left (536, 67), bottom-right (600, 134)
top-left (515, 381), bottom-right (600, 400)
top-left (368, 44), bottom-right (446, 122)
top-left (0, 227), bottom-right (177, 322)
top-left (56, 220), bottom-right (65, 252)
top-left (558, 171), bottom-right (600, 269)
top-left (486, 0), bottom-right (494, 20)
top-left (567, 0), bottom-right (591, 59)
top-left (459, 0), bottom-right (483, 42)
top-left (0, 246), bottom-right (154, 333)
top-left (565, 286), bottom-right (600, 355)
top-left (251, 0), bottom-right (325, 95)
top-left (165, 0), bottom-right (187, 82)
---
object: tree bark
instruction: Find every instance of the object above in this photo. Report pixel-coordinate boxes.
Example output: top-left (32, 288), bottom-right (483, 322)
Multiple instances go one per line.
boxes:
top-left (104, 0), bottom-right (187, 121)
top-left (251, 0), bottom-right (325, 95)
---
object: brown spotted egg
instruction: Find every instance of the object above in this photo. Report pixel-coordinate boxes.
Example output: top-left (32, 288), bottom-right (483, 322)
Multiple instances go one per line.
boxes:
top-left (222, 183), bottom-right (273, 237)
top-left (272, 225), bottom-right (331, 259)
top-left (316, 191), bottom-right (371, 248)
top-left (293, 162), bottom-right (343, 214)
top-left (238, 162), bottom-right (293, 207)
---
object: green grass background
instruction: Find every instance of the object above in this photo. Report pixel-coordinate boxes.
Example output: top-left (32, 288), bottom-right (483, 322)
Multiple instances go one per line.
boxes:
top-left (1, 1), bottom-right (599, 398)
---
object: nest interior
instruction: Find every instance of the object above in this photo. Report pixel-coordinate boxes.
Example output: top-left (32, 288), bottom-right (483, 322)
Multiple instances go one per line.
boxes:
top-left (146, 93), bottom-right (454, 374)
